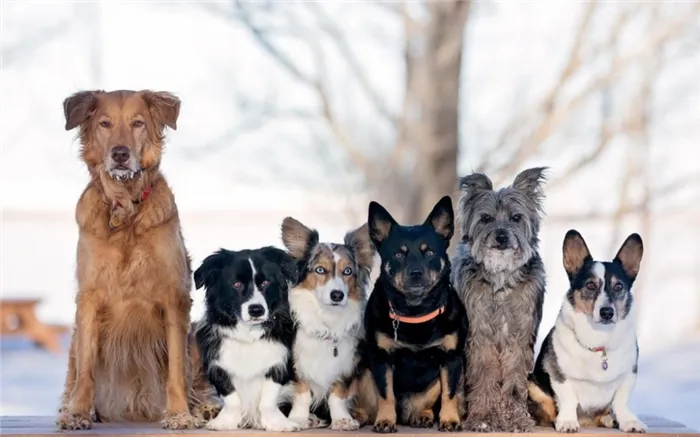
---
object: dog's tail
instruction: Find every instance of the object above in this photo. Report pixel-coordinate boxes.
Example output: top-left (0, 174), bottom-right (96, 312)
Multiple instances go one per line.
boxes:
top-left (526, 376), bottom-right (556, 426)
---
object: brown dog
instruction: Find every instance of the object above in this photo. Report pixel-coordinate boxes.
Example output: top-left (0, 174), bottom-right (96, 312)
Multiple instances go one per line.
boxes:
top-left (56, 90), bottom-right (218, 430)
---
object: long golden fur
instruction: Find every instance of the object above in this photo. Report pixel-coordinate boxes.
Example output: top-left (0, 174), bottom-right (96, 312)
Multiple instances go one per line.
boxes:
top-left (56, 90), bottom-right (218, 430)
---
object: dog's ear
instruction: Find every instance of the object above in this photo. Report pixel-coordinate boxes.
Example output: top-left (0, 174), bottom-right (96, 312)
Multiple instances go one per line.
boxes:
top-left (614, 233), bottom-right (643, 281)
top-left (142, 90), bottom-right (180, 130)
top-left (345, 223), bottom-right (375, 272)
top-left (194, 250), bottom-right (228, 290)
top-left (459, 173), bottom-right (493, 195)
top-left (368, 201), bottom-right (397, 250)
top-left (562, 230), bottom-right (592, 279)
top-left (63, 91), bottom-right (100, 130)
top-left (424, 196), bottom-right (454, 243)
top-left (512, 167), bottom-right (548, 200)
top-left (281, 217), bottom-right (318, 260)
top-left (260, 246), bottom-right (298, 285)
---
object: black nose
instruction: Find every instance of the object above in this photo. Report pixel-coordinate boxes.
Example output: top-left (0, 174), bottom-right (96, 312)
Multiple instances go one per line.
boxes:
top-left (409, 269), bottom-right (423, 279)
top-left (495, 229), bottom-right (509, 246)
top-left (330, 290), bottom-right (345, 302)
top-left (599, 307), bottom-right (615, 321)
top-left (111, 145), bottom-right (130, 164)
top-left (248, 304), bottom-right (265, 318)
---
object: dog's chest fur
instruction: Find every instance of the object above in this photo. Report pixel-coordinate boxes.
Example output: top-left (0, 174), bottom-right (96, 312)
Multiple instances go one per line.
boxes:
top-left (290, 289), bottom-right (362, 398)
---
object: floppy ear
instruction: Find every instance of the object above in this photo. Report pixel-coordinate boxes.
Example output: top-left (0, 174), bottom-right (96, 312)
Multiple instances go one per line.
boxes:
top-left (142, 90), bottom-right (180, 130)
top-left (281, 217), bottom-right (318, 260)
top-left (368, 201), bottom-right (398, 250)
top-left (459, 173), bottom-right (493, 194)
top-left (344, 223), bottom-right (375, 272)
top-left (261, 246), bottom-right (298, 285)
top-left (614, 233), bottom-right (643, 281)
top-left (512, 167), bottom-right (548, 199)
top-left (194, 250), bottom-right (228, 290)
top-left (562, 230), bottom-right (591, 280)
top-left (63, 90), bottom-right (100, 130)
top-left (424, 196), bottom-right (454, 243)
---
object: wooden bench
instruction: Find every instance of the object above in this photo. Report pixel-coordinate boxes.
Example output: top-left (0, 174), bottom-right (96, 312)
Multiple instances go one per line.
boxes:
top-left (0, 416), bottom-right (696, 437)
top-left (0, 299), bottom-right (69, 353)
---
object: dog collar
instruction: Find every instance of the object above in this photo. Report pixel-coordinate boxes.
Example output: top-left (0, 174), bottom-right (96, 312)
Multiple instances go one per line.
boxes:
top-left (109, 184), bottom-right (153, 229)
top-left (113, 184), bottom-right (153, 207)
top-left (588, 346), bottom-right (609, 371)
top-left (388, 304), bottom-right (445, 324)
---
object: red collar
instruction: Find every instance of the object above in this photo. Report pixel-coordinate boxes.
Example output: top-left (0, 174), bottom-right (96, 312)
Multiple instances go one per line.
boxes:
top-left (590, 346), bottom-right (606, 353)
top-left (114, 184), bottom-right (152, 208)
top-left (388, 303), bottom-right (445, 324)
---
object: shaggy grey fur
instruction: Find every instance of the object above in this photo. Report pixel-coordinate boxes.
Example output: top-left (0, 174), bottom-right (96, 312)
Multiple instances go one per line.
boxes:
top-left (451, 167), bottom-right (548, 432)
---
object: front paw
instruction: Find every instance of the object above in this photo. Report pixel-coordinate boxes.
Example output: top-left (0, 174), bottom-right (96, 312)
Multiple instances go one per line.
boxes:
top-left (161, 412), bottom-right (196, 430)
top-left (439, 419), bottom-right (463, 432)
top-left (206, 410), bottom-right (242, 431)
top-left (410, 414), bottom-right (434, 428)
top-left (260, 410), bottom-right (301, 432)
top-left (192, 403), bottom-right (222, 428)
top-left (619, 419), bottom-right (647, 433)
top-left (56, 412), bottom-right (92, 430)
top-left (373, 419), bottom-right (397, 433)
top-left (555, 417), bottom-right (581, 433)
top-left (331, 417), bottom-right (360, 431)
top-left (464, 420), bottom-right (492, 432)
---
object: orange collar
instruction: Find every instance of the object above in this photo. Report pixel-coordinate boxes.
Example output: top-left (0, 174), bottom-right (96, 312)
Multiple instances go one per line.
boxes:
top-left (388, 303), bottom-right (445, 324)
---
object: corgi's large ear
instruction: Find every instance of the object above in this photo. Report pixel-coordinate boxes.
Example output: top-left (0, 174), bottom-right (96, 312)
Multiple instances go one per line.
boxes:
top-left (194, 250), bottom-right (229, 290)
top-left (424, 195), bottom-right (454, 244)
top-left (261, 246), bottom-right (298, 286)
top-left (562, 230), bottom-right (591, 280)
top-left (614, 233), bottom-right (643, 281)
top-left (281, 217), bottom-right (318, 261)
top-left (344, 223), bottom-right (375, 272)
top-left (368, 201), bottom-right (398, 250)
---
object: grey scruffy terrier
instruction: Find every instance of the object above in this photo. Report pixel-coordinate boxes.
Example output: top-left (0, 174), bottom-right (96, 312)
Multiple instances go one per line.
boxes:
top-left (451, 167), bottom-right (548, 432)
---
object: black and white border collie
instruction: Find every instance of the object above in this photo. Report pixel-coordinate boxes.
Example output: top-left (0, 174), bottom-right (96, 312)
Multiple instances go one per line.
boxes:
top-left (528, 230), bottom-right (646, 433)
top-left (280, 218), bottom-right (375, 430)
top-left (194, 246), bottom-right (300, 431)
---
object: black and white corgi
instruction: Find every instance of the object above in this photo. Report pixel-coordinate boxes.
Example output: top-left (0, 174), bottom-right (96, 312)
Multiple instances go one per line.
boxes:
top-left (194, 246), bottom-right (300, 432)
top-left (528, 230), bottom-right (646, 433)
top-left (280, 217), bottom-right (375, 431)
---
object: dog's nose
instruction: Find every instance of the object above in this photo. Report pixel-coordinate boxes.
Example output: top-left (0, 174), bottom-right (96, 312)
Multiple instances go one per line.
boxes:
top-left (409, 269), bottom-right (423, 279)
top-left (330, 290), bottom-right (345, 303)
top-left (495, 229), bottom-right (509, 246)
top-left (248, 304), bottom-right (266, 318)
top-left (111, 145), bottom-right (130, 164)
top-left (599, 307), bottom-right (615, 321)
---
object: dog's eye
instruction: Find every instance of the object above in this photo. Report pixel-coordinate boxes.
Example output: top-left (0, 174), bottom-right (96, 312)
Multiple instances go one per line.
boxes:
top-left (511, 214), bottom-right (522, 223)
top-left (480, 214), bottom-right (493, 224)
top-left (315, 266), bottom-right (326, 274)
top-left (132, 120), bottom-right (145, 128)
top-left (261, 280), bottom-right (271, 289)
top-left (395, 253), bottom-right (403, 259)
top-left (99, 120), bottom-right (112, 128)
top-left (613, 283), bottom-right (623, 292)
top-left (585, 281), bottom-right (597, 291)
top-left (233, 281), bottom-right (243, 290)
top-left (342, 267), bottom-right (353, 276)
top-left (425, 249), bottom-right (435, 256)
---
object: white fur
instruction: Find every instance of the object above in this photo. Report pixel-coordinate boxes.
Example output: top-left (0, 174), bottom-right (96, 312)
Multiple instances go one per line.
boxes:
top-left (241, 258), bottom-right (269, 323)
top-left (213, 325), bottom-right (291, 430)
top-left (551, 287), bottom-right (645, 433)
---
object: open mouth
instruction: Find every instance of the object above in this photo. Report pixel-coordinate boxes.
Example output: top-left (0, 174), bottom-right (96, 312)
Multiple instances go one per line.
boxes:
top-left (109, 168), bottom-right (140, 182)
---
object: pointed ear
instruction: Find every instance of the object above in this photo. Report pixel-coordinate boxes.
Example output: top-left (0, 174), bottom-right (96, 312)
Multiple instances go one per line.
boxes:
top-left (194, 250), bottom-right (228, 290)
top-left (459, 173), bottom-right (493, 194)
top-left (261, 246), bottom-right (298, 285)
top-left (63, 90), bottom-right (100, 130)
top-left (281, 217), bottom-right (318, 260)
top-left (142, 90), bottom-right (180, 130)
top-left (368, 201), bottom-right (397, 250)
top-left (614, 233), bottom-right (643, 280)
top-left (424, 196), bottom-right (454, 243)
top-left (345, 223), bottom-right (375, 272)
top-left (562, 230), bottom-right (591, 279)
top-left (512, 167), bottom-right (548, 197)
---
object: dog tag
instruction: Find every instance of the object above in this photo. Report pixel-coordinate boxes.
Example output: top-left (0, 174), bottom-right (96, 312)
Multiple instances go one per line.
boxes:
top-left (109, 212), bottom-right (121, 229)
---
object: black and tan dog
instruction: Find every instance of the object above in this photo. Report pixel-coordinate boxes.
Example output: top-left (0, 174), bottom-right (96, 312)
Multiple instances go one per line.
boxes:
top-left (353, 196), bottom-right (468, 433)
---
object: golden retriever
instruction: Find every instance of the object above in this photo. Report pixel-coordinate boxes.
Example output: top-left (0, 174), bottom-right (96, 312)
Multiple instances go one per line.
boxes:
top-left (56, 90), bottom-right (218, 430)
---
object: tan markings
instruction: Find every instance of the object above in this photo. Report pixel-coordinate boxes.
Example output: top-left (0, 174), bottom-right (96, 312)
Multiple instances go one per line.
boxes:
top-left (615, 234), bottom-right (643, 279)
top-left (294, 380), bottom-right (310, 394)
top-left (281, 217), bottom-right (314, 260)
top-left (440, 333), bottom-right (458, 351)
top-left (573, 289), bottom-right (596, 315)
top-left (296, 245), bottom-right (335, 292)
top-left (401, 379), bottom-right (440, 422)
top-left (384, 261), bottom-right (391, 276)
top-left (375, 367), bottom-right (397, 427)
top-left (563, 232), bottom-right (591, 276)
top-left (438, 367), bottom-right (460, 426)
top-left (400, 245), bottom-right (408, 253)
top-left (334, 250), bottom-right (364, 301)
top-left (331, 380), bottom-right (349, 399)
top-left (528, 382), bottom-right (556, 425)
top-left (420, 243), bottom-right (428, 251)
top-left (351, 369), bottom-right (378, 426)
top-left (393, 270), bottom-right (405, 290)
top-left (431, 211), bottom-right (453, 240)
top-left (376, 332), bottom-right (394, 351)
top-left (372, 218), bottom-right (393, 243)
top-left (344, 223), bottom-right (374, 271)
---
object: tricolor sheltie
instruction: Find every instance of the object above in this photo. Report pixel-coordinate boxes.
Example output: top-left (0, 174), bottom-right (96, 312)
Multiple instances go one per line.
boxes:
top-left (280, 217), bottom-right (375, 430)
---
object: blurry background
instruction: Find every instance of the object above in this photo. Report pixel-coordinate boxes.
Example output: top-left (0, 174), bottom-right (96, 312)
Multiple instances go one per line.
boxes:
top-left (1, 0), bottom-right (699, 428)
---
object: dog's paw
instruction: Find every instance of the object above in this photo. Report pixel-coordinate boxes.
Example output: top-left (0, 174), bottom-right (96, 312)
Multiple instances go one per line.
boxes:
top-left (309, 413), bottom-right (327, 429)
top-left (261, 410), bottom-right (301, 432)
top-left (619, 419), bottom-right (647, 433)
top-left (555, 418), bottom-right (581, 433)
top-left (56, 412), bottom-right (92, 430)
top-left (206, 410), bottom-right (242, 431)
top-left (192, 403), bottom-right (222, 428)
top-left (331, 418), bottom-right (360, 431)
top-left (410, 413), bottom-right (434, 428)
top-left (465, 420), bottom-right (492, 432)
top-left (161, 412), bottom-right (196, 430)
top-left (599, 414), bottom-right (616, 429)
top-left (373, 419), bottom-right (397, 433)
top-left (439, 419), bottom-right (463, 432)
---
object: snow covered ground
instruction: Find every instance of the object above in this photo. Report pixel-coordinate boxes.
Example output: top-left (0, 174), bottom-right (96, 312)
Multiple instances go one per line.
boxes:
top-left (1, 332), bottom-right (699, 430)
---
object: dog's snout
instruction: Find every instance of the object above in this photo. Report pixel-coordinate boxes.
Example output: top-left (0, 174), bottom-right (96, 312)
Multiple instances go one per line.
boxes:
top-left (247, 304), bottom-right (266, 318)
top-left (330, 290), bottom-right (345, 303)
top-left (111, 145), bottom-right (130, 164)
top-left (599, 307), bottom-right (615, 321)
top-left (409, 269), bottom-right (423, 279)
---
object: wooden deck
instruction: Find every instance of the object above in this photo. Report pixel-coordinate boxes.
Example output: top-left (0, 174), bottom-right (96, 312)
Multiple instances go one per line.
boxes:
top-left (0, 416), bottom-right (696, 437)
